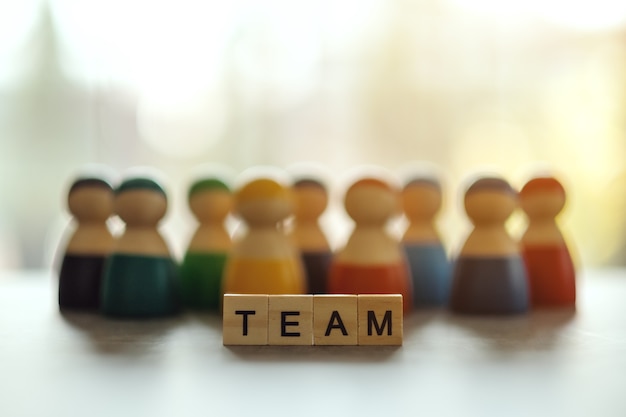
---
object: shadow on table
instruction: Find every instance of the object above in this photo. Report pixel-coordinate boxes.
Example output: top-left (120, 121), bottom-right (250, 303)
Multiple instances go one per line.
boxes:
top-left (188, 311), bottom-right (401, 363)
top-left (188, 311), bottom-right (222, 330)
top-left (441, 307), bottom-right (577, 353)
top-left (59, 309), bottom-right (187, 356)
top-left (226, 344), bottom-right (401, 363)
top-left (403, 308), bottom-right (444, 338)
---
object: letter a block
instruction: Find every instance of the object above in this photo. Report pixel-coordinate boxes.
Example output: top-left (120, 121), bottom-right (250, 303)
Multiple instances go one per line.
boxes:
top-left (357, 295), bottom-right (403, 346)
top-left (313, 295), bottom-right (358, 345)
top-left (223, 294), bottom-right (269, 345)
top-left (268, 295), bottom-right (313, 345)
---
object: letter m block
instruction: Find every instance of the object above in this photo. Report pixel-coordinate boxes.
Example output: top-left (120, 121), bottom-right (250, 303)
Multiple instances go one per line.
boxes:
top-left (357, 295), bottom-right (403, 346)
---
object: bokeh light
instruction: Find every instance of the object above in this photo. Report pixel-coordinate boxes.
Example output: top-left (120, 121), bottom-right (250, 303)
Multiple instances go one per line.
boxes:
top-left (1, 0), bottom-right (626, 269)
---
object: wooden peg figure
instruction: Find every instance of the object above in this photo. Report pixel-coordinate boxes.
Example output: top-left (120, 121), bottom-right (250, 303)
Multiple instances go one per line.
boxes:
top-left (328, 178), bottom-right (412, 313)
top-left (520, 177), bottom-right (576, 307)
top-left (180, 178), bottom-right (232, 310)
top-left (101, 178), bottom-right (179, 317)
top-left (58, 177), bottom-right (114, 309)
top-left (222, 178), bottom-right (305, 295)
top-left (450, 177), bottom-right (529, 314)
top-left (289, 178), bottom-right (332, 294)
top-left (401, 177), bottom-right (451, 307)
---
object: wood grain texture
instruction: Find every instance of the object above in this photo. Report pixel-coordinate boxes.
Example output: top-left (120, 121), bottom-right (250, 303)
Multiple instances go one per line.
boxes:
top-left (65, 186), bottom-right (115, 255)
top-left (114, 189), bottom-right (172, 257)
top-left (290, 184), bottom-right (330, 251)
top-left (520, 190), bottom-right (568, 246)
top-left (268, 295), bottom-right (313, 345)
top-left (402, 181), bottom-right (443, 245)
top-left (357, 295), bottom-right (403, 346)
top-left (65, 224), bottom-right (115, 255)
top-left (313, 295), bottom-right (358, 345)
top-left (187, 189), bottom-right (232, 252)
top-left (460, 190), bottom-right (519, 257)
top-left (223, 294), bottom-right (269, 345)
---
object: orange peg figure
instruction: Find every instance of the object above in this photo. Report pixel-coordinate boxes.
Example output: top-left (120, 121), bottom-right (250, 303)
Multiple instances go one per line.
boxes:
top-left (328, 178), bottom-right (412, 313)
top-left (520, 176), bottom-right (576, 308)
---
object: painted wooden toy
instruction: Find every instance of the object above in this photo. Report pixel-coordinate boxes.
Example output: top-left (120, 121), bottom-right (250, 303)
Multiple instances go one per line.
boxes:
top-left (328, 178), bottom-right (412, 313)
top-left (180, 178), bottom-right (232, 310)
top-left (520, 176), bottom-right (576, 307)
top-left (450, 177), bottom-right (529, 314)
top-left (101, 178), bottom-right (179, 317)
top-left (401, 176), bottom-right (451, 307)
top-left (289, 178), bottom-right (332, 294)
top-left (222, 178), bottom-right (305, 295)
top-left (58, 177), bottom-right (114, 309)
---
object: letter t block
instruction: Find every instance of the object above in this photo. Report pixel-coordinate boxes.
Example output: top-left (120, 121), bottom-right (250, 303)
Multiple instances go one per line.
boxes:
top-left (223, 294), bottom-right (269, 345)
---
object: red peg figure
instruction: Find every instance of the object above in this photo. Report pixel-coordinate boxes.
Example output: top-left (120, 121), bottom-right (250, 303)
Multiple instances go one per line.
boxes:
top-left (222, 178), bottom-right (306, 295)
top-left (520, 177), bottom-right (576, 307)
top-left (328, 178), bottom-right (412, 313)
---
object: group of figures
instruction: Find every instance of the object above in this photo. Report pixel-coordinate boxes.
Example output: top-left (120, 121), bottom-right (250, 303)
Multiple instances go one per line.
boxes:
top-left (57, 169), bottom-right (576, 317)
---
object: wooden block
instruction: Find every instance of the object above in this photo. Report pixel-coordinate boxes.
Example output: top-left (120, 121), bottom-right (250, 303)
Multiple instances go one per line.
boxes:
top-left (357, 295), bottom-right (403, 346)
top-left (268, 295), bottom-right (313, 346)
top-left (223, 294), bottom-right (268, 345)
top-left (313, 295), bottom-right (358, 345)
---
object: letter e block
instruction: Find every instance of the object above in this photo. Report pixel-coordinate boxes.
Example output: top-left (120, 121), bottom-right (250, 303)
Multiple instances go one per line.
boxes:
top-left (357, 295), bottom-right (403, 346)
top-left (268, 295), bottom-right (313, 345)
top-left (223, 294), bottom-right (268, 345)
top-left (313, 295), bottom-right (358, 345)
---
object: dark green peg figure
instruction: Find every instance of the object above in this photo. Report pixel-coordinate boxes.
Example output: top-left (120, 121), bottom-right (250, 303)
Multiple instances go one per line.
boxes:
top-left (180, 178), bottom-right (232, 310)
top-left (101, 178), bottom-right (179, 317)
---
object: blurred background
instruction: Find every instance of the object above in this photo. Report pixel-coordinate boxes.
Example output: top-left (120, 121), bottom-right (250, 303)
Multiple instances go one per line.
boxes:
top-left (1, 0), bottom-right (625, 271)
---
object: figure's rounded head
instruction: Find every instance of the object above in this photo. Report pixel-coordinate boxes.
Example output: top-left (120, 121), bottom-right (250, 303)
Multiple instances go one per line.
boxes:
top-left (188, 178), bottom-right (232, 222)
top-left (68, 178), bottom-right (114, 222)
top-left (520, 176), bottom-right (566, 218)
top-left (464, 177), bottom-right (517, 225)
top-left (401, 177), bottom-right (442, 221)
top-left (344, 178), bottom-right (398, 225)
top-left (292, 178), bottom-right (328, 221)
top-left (115, 178), bottom-right (167, 226)
top-left (234, 178), bottom-right (293, 225)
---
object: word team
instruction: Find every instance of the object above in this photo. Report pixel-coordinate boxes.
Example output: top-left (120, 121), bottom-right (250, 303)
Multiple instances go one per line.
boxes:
top-left (223, 294), bottom-right (403, 346)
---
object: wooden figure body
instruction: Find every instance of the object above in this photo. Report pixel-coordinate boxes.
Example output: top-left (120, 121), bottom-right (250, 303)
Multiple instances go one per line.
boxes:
top-left (289, 178), bottom-right (332, 294)
top-left (328, 178), bottom-right (412, 313)
top-left (520, 177), bottom-right (576, 307)
top-left (450, 177), bottom-right (529, 315)
top-left (222, 178), bottom-right (305, 295)
top-left (180, 178), bottom-right (232, 310)
top-left (401, 177), bottom-right (451, 307)
top-left (58, 178), bottom-right (114, 309)
top-left (101, 178), bottom-right (179, 317)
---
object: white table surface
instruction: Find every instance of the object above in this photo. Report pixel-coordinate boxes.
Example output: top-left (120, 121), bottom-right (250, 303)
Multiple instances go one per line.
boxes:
top-left (1, 269), bottom-right (626, 417)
